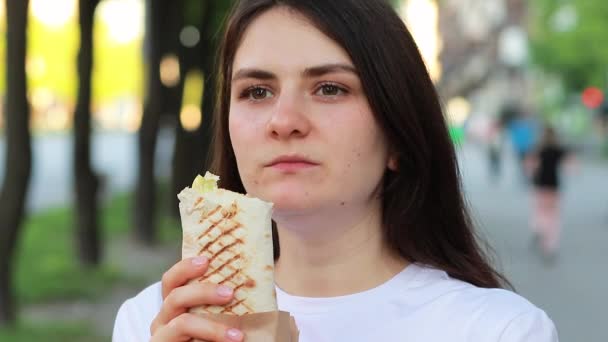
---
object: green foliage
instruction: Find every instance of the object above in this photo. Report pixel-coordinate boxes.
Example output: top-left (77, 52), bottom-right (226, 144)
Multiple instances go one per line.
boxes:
top-left (92, 16), bottom-right (144, 103)
top-left (25, 12), bottom-right (79, 101)
top-left (15, 183), bottom-right (180, 305)
top-left (0, 8), bottom-right (143, 105)
top-left (529, 0), bottom-right (608, 91)
top-left (16, 199), bottom-right (123, 304)
top-left (390, 0), bottom-right (404, 8)
top-left (6, 182), bottom-right (181, 341)
top-left (0, 321), bottom-right (105, 342)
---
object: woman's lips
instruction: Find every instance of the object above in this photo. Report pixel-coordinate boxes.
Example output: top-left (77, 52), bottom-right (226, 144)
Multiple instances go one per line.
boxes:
top-left (266, 156), bottom-right (319, 172)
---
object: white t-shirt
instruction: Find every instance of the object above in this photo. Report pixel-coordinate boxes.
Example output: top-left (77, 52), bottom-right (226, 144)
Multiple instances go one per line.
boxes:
top-left (113, 263), bottom-right (558, 341)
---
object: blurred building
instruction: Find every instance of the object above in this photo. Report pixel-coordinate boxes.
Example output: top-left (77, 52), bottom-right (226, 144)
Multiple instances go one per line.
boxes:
top-left (438, 0), bottom-right (530, 134)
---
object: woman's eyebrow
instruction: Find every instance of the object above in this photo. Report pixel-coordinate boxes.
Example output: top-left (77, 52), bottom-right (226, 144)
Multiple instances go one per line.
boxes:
top-left (232, 68), bottom-right (276, 82)
top-left (302, 63), bottom-right (357, 78)
top-left (232, 63), bottom-right (357, 82)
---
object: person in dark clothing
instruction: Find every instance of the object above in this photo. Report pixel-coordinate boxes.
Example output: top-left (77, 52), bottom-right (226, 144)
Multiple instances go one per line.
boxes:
top-left (527, 126), bottom-right (575, 260)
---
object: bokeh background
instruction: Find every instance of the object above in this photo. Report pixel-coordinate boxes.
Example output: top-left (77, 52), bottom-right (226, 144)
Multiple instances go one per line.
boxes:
top-left (0, 0), bottom-right (606, 341)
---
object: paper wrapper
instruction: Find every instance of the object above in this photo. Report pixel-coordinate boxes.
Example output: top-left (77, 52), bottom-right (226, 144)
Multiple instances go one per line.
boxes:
top-left (191, 311), bottom-right (299, 342)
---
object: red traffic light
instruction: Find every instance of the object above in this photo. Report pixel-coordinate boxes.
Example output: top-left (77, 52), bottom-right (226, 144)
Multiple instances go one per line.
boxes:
top-left (581, 87), bottom-right (604, 109)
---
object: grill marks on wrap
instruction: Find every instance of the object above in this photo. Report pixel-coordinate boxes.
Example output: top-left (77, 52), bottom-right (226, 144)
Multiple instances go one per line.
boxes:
top-left (208, 240), bottom-right (243, 264)
top-left (197, 223), bottom-right (243, 256)
top-left (193, 199), bottom-right (256, 314)
top-left (232, 278), bottom-right (256, 293)
top-left (201, 254), bottom-right (241, 281)
top-left (197, 205), bottom-right (222, 233)
top-left (221, 299), bottom-right (247, 314)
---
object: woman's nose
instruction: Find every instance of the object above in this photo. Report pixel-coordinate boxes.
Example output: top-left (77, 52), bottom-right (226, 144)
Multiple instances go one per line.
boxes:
top-left (266, 93), bottom-right (311, 140)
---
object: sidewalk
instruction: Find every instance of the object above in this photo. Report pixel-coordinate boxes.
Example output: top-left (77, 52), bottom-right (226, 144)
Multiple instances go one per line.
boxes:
top-left (459, 142), bottom-right (608, 342)
top-left (0, 129), bottom-right (174, 212)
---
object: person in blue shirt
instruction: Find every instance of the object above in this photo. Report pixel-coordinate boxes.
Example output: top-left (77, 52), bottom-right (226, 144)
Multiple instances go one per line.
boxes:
top-left (508, 109), bottom-right (537, 183)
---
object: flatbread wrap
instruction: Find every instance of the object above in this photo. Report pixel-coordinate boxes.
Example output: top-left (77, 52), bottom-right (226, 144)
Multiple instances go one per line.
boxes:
top-left (178, 172), bottom-right (276, 315)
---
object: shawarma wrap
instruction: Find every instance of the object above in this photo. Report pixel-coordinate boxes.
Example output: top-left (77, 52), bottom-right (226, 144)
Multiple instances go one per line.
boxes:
top-left (178, 172), bottom-right (276, 315)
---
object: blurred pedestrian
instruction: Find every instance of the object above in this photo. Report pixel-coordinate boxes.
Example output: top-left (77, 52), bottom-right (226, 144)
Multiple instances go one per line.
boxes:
top-left (508, 110), bottom-right (537, 184)
top-left (487, 117), bottom-right (504, 183)
top-left (526, 125), bottom-right (576, 260)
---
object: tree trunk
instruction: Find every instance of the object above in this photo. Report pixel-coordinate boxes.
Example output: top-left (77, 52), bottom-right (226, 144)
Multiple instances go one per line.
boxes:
top-left (0, 0), bottom-right (31, 325)
top-left (196, 0), bottom-right (221, 173)
top-left (74, 0), bottom-right (102, 266)
top-left (170, 0), bottom-right (222, 218)
top-left (135, 0), bottom-right (164, 245)
top-left (170, 0), bottom-right (197, 219)
top-left (169, 68), bottom-right (191, 218)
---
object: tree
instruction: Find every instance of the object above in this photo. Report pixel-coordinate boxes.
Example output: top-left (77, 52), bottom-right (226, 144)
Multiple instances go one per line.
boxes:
top-left (0, 0), bottom-right (31, 325)
top-left (169, 0), bottom-right (199, 219)
top-left (196, 0), bottom-right (234, 171)
top-left (135, 0), bottom-right (163, 244)
top-left (529, 0), bottom-right (608, 92)
top-left (170, 0), bottom-right (233, 217)
top-left (135, 0), bottom-right (184, 244)
top-left (74, 0), bottom-right (102, 266)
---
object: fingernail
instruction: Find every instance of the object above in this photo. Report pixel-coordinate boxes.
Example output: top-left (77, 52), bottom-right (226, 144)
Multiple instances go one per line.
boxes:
top-left (226, 328), bottom-right (244, 341)
top-left (192, 256), bottom-right (208, 266)
top-left (217, 285), bottom-right (233, 297)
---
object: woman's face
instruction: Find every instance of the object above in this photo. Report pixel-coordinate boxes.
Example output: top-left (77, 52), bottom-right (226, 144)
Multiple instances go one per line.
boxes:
top-left (229, 7), bottom-right (392, 215)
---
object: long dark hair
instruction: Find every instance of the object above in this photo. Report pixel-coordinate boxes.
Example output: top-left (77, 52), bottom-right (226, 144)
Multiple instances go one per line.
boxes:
top-left (209, 0), bottom-right (511, 289)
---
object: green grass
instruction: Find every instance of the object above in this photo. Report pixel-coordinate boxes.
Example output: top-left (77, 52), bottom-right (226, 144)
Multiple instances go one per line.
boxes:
top-left (15, 183), bottom-right (180, 305)
top-left (0, 321), bottom-right (106, 342)
top-left (6, 183), bottom-right (181, 341)
top-left (14, 190), bottom-right (135, 304)
top-left (15, 200), bottom-right (122, 304)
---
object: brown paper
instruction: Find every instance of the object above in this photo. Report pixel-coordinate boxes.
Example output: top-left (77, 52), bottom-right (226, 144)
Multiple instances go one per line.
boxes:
top-left (192, 311), bottom-right (299, 342)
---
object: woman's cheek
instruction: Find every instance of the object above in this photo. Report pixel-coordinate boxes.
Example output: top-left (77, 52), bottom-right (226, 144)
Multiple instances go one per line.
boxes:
top-left (229, 112), bottom-right (251, 149)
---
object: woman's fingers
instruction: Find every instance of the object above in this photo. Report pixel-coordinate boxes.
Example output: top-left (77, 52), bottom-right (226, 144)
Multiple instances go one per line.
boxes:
top-left (161, 256), bottom-right (209, 299)
top-left (151, 282), bottom-right (234, 332)
top-left (151, 313), bottom-right (244, 342)
top-left (151, 257), bottom-right (243, 341)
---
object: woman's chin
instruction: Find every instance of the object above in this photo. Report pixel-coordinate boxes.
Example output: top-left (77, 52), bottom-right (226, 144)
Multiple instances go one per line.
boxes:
top-left (269, 197), bottom-right (312, 211)
top-left (245, 181), bottom-right (330, 213)
top-left (261, 191), bottom-right (321, 214)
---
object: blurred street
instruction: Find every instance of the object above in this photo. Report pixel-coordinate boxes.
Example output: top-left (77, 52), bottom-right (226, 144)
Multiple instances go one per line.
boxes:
top-left (0, 129), bottom-right (174, 212)
top-left (459, 143), bottom-right (608, 342)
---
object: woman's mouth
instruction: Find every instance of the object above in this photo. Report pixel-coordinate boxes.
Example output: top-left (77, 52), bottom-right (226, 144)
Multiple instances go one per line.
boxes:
top-left (266, 155), bottom-right (319, 172)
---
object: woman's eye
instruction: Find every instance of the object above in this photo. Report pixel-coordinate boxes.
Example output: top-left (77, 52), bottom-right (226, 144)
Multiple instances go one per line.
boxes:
top-left (242, 87), bottom-right (273, 101)
top-left (316, 84), bottom-right (346, 97)
top-left (251, 88), bottom-right (269, 100)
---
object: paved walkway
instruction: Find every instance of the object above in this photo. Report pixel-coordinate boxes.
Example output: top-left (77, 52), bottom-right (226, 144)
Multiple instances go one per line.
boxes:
top-left (459, 143), bottom-right (608, 342)
top-left (0, 129), bottom-right (174, 212)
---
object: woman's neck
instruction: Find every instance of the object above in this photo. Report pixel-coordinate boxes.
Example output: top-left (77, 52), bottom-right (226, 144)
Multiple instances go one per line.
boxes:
top-left (273, 201), bottom-right (408, 297)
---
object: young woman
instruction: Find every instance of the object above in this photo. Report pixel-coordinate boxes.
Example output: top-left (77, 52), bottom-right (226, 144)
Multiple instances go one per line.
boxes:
top-left (113, 1), bottom-right (558, 341)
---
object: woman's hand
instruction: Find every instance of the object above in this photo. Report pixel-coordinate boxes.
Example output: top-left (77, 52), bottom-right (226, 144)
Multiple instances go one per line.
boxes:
top-left (150, 257), bottom-right (245, 342)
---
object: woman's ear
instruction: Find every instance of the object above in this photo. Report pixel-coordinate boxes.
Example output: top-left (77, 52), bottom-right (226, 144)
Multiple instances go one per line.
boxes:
top-left (387, 155), bottom-right (398, 171)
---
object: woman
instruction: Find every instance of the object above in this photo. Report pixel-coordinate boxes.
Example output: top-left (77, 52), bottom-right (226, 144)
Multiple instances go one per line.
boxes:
top-left (113, 1), bottom-right (558, 341)
top-left (528, 125), bottom-right (574, 260)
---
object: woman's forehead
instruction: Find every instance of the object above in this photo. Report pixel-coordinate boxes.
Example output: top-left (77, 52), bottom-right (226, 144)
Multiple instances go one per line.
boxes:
top-left (232, 7), bottom-right (353, 76)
